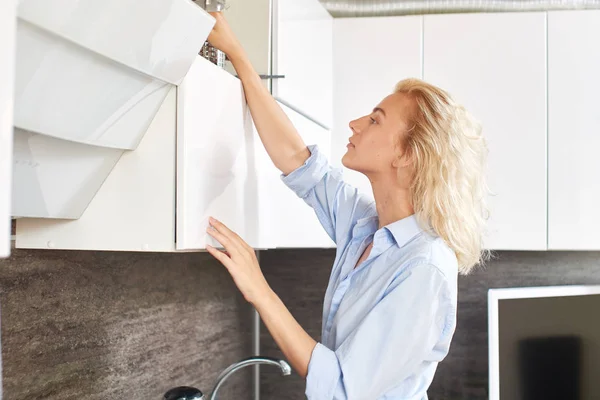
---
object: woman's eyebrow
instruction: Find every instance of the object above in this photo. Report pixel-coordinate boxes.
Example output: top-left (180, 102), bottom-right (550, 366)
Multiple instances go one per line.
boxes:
top-left (373, 107), bottom-right (386, 117)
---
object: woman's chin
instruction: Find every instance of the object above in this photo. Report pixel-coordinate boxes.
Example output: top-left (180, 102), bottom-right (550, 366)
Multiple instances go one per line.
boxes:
top-left (341, 153), bottom-right (356, 170)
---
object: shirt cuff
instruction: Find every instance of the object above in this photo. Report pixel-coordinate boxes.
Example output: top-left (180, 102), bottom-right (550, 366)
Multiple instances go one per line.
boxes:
top-left (281, 145), bottom-right (330, 199)
top-left (305, 342), bottom-right (342, 400)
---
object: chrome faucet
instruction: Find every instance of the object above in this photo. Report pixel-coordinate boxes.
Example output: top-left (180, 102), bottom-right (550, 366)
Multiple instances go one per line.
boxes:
top-left (163, 357), bottom-right (292, 400)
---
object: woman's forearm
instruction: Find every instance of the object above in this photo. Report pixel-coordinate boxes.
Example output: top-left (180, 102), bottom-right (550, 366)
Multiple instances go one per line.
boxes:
top-left (229, 52), bottom-right (310, 175)
top-left (253, 288), bottom-right (317, 378)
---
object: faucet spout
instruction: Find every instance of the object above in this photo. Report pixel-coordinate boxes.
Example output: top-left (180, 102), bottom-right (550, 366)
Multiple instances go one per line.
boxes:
top-left (210, 357), bottom-right (291, 400)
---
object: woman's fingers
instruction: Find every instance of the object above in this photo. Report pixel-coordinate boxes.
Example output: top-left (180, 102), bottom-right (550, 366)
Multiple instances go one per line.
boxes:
top-left (209, 217), bottom-right (253, 252)
top-left (209, 217), bottom-right (247, 249)
top-left (206, 225), bottom-right (237, 253)
top-left (206, 245), bottom-right (235, 269)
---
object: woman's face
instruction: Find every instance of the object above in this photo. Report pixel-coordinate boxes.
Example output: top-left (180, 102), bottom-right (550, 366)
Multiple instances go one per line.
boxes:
top-left (342, 92), bottom-right (415, 181)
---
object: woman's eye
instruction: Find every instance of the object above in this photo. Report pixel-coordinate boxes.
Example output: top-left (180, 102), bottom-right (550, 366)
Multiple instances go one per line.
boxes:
top-left (369, 117), bottom-right (377, 124)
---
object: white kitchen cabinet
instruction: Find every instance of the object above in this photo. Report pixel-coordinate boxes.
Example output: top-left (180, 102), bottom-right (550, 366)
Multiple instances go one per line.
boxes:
top-left (11, 0), bottom-right (215, 221)
top-left (332, 16), bottom-right (422, 202)
top-left (272, 0), bottom-right (333, 128)
top-left (16, 57), bottom-right (266, 252)
top-left (424, 12), bottom-right (547, 250)
top-left (258, 102), bottom-right (335, 248)
top-left (548, 10), bottom-right (600, 250)
top-left (176, 56), bottom-right (262, 250)
top-left (1, 0), bottom-right (17, 257)
top-left (16, 87), bottom-right (178, 252)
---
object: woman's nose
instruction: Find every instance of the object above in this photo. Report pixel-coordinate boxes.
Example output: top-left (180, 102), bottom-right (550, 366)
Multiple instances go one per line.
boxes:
top-left (349, 118), bottom-right (360, 133)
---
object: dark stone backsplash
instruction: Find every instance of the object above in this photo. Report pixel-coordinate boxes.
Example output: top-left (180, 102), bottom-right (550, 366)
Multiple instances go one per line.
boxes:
top-left (0, 249), bottom-right (253, 400)
top-left (2, 246), bottom-right (599, 400)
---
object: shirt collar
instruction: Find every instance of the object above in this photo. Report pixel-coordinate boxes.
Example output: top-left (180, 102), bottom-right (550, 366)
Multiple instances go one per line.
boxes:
top-left (383, 214), bottom-right (424, 248)
top-left (353, 214), bottom-right (424, 248)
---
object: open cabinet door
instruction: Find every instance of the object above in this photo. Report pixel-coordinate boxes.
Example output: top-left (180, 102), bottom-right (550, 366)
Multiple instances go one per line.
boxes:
top-left (176, 56), bottom-right (263, 250)
top-left (1, 0), bottom-right (17, 258)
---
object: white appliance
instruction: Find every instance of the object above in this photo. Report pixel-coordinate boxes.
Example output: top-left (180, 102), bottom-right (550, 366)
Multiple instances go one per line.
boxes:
top-left (11, 0), bottom-right (215, 219)
top-left (488, 285), bottom-right (600, 400)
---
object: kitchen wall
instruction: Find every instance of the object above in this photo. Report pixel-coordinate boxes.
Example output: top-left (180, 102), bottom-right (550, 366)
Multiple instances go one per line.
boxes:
top-left (0, 248), bottom-right (254, 400)
top-left (2, 246), bottom-right (599, 400)
top-left (259, 249), bottom-right (600, 400)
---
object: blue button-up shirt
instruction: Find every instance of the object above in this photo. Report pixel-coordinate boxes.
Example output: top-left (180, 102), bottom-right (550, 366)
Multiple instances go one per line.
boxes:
top-left (281, 145), bottom-right (458, 400)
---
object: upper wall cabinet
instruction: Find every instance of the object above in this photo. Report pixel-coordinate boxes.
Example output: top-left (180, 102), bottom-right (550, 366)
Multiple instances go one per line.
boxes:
top-left (1, 0), bottom-right (17, 258)
top-left (548, 10), bottom-right (600, 250)
top-left (332, 16), bottom-right (422, 200)
top-left (257, 102), bottom-right (335, 249)
top-left (15, 55), bottom-right (266, 252)
top-left (424, 13), bottom-right (547, 250)
top-left (11, 0), bottom-right (215, 220)
top-left (272, 0), bottom-right (333, 128)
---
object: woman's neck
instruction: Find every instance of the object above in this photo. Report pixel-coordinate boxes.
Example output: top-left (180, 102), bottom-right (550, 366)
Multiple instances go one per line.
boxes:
top-left (369, 174), bottom-right (414, 229)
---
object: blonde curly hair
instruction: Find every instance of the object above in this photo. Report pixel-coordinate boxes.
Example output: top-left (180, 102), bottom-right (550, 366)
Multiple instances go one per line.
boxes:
top-left (395, 79), bottom-right (489, 274)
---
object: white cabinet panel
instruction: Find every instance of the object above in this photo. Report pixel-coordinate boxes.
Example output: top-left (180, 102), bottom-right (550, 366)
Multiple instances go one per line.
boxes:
top-left (17, 0), bottom-right (214, 85)
top-left (14, 20), bottom-right (172, 151)
top-left (1, 0), bottom-right (17, 257)
top-left (16, 88), bottom-right (177, 252)
top-left (333, 16), bottom-right (422, 202)
top-left (273, 0), bottom-right (333, 127)
top-left (424, 13), bottom-right (547, 250)
top-left (176, 56), bottom-right (262, 250)
top-left (12, 129), bottom-right (122, 219)
top-left (548, 10), bottom-right (600, 250)
top-left (259, 102), bottom-right (335, 248)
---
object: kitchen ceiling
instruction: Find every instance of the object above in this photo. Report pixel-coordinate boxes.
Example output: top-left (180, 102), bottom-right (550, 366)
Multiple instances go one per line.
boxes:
top-left (319, 0), bottom-right (600, 17)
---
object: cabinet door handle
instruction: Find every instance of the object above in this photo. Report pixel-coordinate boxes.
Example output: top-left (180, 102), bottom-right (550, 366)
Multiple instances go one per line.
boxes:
top-left (259, 74), bottom-right (286, 79)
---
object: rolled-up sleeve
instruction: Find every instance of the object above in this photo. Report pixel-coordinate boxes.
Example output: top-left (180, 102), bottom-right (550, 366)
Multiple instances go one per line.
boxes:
top-left (281, 145), bottom-right (374, 244)
top-left (305, 264), bottom-right (455, 400)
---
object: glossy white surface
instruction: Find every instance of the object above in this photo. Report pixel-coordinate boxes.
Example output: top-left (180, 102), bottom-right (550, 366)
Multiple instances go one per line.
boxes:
top-left (261, 102), bottom-right (335, 248)
top-left (1, 0), bottom-right (17, 257)
top-left (333, 16), bottom-right (422, 202)
top-left (273, 0), bottom-right (333, 127)
top-left (16, 88), bottom-right (177, 251)
top-left (176, 56), bottom-right (261, 250)
top-left (548, 10), bottom-right (600, 250)
top-left (12, 129), bottom-right (123, 219)
top-left (14, 20), bottom-right (172, 150)
top-left (424, 12), bottom-right (547, 250)
top-left (17, 0), bottom-right (215, 85)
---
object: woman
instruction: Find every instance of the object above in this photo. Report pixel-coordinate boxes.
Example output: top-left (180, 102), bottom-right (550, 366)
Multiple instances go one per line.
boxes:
top-left (204, 12), bottom-right (488, 400)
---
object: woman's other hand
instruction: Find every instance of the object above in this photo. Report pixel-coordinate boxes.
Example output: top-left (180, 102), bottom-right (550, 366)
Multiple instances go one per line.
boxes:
top-left (205, 217), bottom-right (272, 306)
top-left (207, 12), bottom-right (245, 63)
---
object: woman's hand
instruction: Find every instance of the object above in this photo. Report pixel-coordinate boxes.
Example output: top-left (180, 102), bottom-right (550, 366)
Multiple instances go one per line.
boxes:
top-left (205, 217), bottom-right (272, 305)
top-left (206, 217), bottom-right (317, 379)
top-left (207, 12), bottom-right (245, 63)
